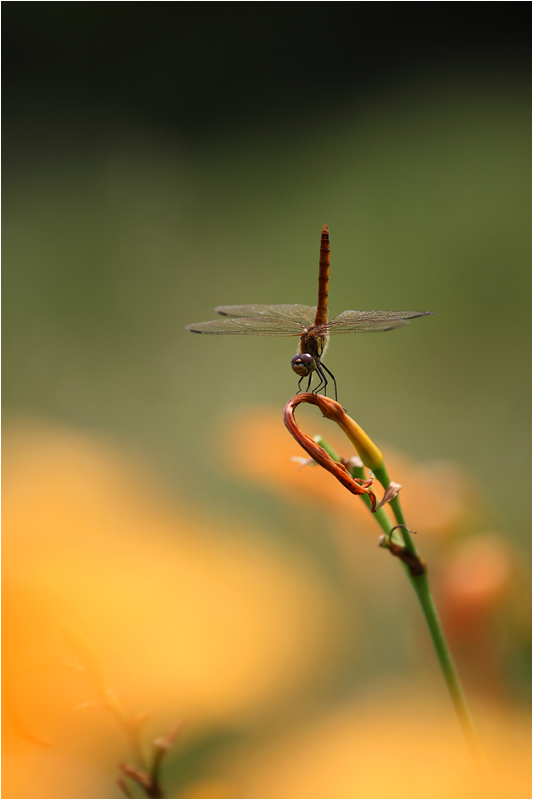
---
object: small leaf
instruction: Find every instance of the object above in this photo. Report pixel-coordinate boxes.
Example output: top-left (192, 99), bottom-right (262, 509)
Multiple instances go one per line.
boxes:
top-left (341, 455), bottom-right (364, 470)
top-left (375, 481), bottom-right (402, 510)
top-left (291, 456), bottom-right (318, 470)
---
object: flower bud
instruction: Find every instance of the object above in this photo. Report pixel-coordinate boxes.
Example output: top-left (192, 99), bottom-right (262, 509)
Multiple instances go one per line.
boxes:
top-left (294, 394), bottom-right (383, 470)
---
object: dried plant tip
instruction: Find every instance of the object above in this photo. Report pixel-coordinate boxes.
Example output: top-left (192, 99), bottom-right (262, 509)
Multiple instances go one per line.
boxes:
top-left (391, 523), bottom-right (416, 536)
top-left (120, 763), bottom-right (152, 789)
top-left (287, 392), bottom-right (383, 469)
top-left (379, 525), bottom-right (425, 576)
top-left (375, 481), bottom-right (402, 510)
top-left (150, 721), bottom-right (186, 797)
top-left (284, 394), bottom-right (378, 511)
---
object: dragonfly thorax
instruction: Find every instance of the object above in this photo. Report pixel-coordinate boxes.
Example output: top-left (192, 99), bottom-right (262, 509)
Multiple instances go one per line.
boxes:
top-left (299, 327), bottom-right (327, 358)
top-left (291, 328), bottom-right (328, 376)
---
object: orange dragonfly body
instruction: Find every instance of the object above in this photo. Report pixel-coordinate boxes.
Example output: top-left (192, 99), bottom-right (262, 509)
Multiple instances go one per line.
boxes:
top-left (186, 225), bottom-right (433, 399)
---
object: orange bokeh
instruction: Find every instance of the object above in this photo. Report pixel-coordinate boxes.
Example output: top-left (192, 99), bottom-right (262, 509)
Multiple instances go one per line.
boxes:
top-left (234, 691), bottom-right (531, 799)
top-left (3, 410), bottom-right (530, 799)
top-left (3, 418), bottom-right (347, 798)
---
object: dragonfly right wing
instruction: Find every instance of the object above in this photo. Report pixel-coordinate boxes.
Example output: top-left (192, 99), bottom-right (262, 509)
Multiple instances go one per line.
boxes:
top-left (321, 309), bottom-right (434, 334)
top-left (185, 304), bottom-right (316, 335)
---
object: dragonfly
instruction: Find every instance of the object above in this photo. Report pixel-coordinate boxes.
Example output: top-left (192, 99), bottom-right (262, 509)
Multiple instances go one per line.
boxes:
top-left (185, 225), bottom-right (433, 400)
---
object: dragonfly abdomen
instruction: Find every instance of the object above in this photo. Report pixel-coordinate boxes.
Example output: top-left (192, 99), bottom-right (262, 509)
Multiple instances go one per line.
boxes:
top-left (315, 224), bottom-right (330, 327)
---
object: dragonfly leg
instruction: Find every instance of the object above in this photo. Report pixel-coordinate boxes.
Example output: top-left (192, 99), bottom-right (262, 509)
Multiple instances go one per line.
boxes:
top-left (313, 363), bottom-right (328, 396)
top-left (297, 375), bottom-right (305, 394)
top-left (320, 362), bottom-right (338, 402)
top-left (305, 373), bottom-right (313, 392)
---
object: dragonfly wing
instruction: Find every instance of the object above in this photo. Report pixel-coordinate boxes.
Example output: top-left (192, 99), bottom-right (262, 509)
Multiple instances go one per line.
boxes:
top-left (215, 304), bottom-right (317, 324)
top-left (320, 310), bottom-right (434, 334)
top-left (185, 314), bottom-right (306, 335)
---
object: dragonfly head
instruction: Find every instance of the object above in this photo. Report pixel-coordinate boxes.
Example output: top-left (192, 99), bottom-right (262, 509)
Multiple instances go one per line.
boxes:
top-left (291, 353), bottom-right (316, 377)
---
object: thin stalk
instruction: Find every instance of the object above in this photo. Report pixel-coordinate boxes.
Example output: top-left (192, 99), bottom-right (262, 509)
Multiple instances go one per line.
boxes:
top-left (373, 465), bottom-right (417, 554)
top-left (315, 438), bottom-right (395, 539)
top-left (371, 464), bottom-right (489, 773)
top-left (317, 437), bottom-right (489, 774)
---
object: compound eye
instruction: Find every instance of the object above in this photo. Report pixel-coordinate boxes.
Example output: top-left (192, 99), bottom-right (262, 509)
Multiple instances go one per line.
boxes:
top-left (291, 353), bottom-right (316, 377)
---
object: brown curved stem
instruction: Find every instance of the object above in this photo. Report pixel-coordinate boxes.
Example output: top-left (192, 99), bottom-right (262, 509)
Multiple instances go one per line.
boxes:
top-left (283, 393), bottom-right (377, 510)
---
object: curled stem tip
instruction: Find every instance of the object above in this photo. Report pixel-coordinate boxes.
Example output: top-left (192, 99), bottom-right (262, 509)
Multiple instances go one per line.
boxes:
top-left (284, 393), bottom-right (378, 511)
top-left (290, 393), bottom-right (383, 469)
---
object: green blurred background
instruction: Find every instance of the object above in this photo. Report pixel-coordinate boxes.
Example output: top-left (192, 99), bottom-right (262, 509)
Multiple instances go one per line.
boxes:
top-left (3, 3), bottom-right (531, 798)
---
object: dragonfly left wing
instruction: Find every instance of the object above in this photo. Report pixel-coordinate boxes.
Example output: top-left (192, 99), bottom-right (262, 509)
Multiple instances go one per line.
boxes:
top-left (215, 304), bottom-right (317, 324)
top-left (185, 304), bottom-right (317, 336)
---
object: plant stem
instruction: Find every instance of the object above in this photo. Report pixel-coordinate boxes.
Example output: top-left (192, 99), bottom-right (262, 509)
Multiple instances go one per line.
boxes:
top-left (373, 465), bottom-right (417, 553)
top-left (409, 572), bottom-right (482, 753)
top-left (371, 464), bottom-right (488, 770)
top-left (317, 437), bottom-right (487, 770)
top-left (315, 438), bottom-right (395, 540)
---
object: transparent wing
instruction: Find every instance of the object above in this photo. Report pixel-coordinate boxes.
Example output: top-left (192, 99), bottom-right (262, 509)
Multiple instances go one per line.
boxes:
top-left (185, 304), bottom-right (316, 336)
top-left (318, 310), bottom-right (434, 335)
top-left (215, 304), bottom-right (317, 322)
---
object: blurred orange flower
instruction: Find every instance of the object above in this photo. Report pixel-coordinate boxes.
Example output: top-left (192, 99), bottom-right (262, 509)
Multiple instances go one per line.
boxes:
top-left (441, 533), bottom-right (514, 621)
top-left (435, 533), bottom-right (528, 700)
top-left (3, 411), bottom-right (528, 799)
top-left (3, 418), bottom-right (348, 799)
top-left (233, 691), bottom-right (531, 799)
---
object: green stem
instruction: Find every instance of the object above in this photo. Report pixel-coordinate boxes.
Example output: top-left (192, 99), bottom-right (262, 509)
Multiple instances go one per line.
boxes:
top-left (371, 464), bottom-right (487, 770)
top-left (317, 437), bottom-right (488, 771)
top-left (315, 438), bottom-right (395, 540)
top-left (373, 465), bottom-right (417, 554)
